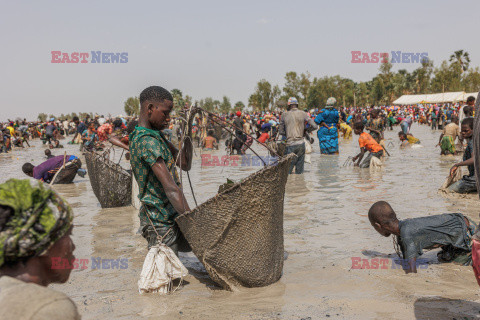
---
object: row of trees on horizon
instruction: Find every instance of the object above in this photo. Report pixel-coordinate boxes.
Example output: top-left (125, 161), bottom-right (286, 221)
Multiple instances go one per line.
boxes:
top-left (37, 50), bottom-right (480, 121)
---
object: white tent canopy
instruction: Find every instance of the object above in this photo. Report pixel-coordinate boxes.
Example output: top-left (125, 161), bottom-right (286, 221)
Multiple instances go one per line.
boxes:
top-left (466, 92), bottom-right (479, 99)
top-left (393, 91), bottom-right (479, 105)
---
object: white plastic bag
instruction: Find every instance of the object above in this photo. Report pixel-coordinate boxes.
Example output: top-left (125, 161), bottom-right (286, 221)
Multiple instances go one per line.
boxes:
top-left (131, 175), bottom-right (141, 209)
top-left (369, 156), bottom-right (383, 168)
top-left (138, 244), bottom-right (188, 294)
top-left (440, 167), bottom-right (462, 190)
top-left (304, 138), bottom-right (313, 154)
top-left (304, 138), bottom-right (312, 164)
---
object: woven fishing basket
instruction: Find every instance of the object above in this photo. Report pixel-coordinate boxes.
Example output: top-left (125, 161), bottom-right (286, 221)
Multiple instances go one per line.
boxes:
top-left (84, 151), bottom-right (132, 208)
top-left (51, 159), bottom-right (82, 184)
top-left (176, 153), bottom-right (295, 290)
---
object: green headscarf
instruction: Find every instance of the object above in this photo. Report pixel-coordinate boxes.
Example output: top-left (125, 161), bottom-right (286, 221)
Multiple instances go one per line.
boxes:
top-left (0, 179), bottom-right (73, 267)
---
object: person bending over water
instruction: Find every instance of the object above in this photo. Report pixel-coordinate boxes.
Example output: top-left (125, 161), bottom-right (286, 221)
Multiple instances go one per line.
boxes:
top-left (22, 154), bottom-right (86, 184)
top-left (448, 117), bottom-right (476, 194)
top-left (398, 132), bottom-right (420, 148)
top-left (338, 121), bottom-right (352, 139)
top-left (368, 201), bottom-right (476, 273)
top-left (437, 115), bottom-right (462, 155)
top-left (352, 122), bottom-right (383, 168)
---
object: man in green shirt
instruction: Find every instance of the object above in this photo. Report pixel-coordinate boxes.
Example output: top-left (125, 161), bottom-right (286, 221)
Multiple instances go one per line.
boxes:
top-left (129, 86), bottom-right (192, 255)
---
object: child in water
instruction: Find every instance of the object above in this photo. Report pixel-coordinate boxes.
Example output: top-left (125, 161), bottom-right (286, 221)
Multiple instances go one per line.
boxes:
top-left (368, 201), bottom-right (476, 273)
top-left (352, 122), bottom-right (383, 168)
top-left (398, 132), bottom-right (420, 148)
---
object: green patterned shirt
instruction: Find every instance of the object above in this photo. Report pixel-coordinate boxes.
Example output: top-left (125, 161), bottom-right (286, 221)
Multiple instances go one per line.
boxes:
top-left (129, 126), bottom-right (180, 228)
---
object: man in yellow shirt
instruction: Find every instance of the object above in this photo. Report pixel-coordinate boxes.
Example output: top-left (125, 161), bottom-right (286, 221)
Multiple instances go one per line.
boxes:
top-left (6, 122), bottom-right (16, 138)
top-left (339, 122), bottom-right (352, 139)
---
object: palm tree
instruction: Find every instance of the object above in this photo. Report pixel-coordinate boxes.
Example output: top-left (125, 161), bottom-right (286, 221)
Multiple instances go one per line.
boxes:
top-left (449, 50), bottom-right (470, 72)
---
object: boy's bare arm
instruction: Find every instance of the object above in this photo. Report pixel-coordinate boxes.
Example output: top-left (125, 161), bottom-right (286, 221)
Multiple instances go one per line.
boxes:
top-left (166, 138), bottom-right (193, 171)
top-left (152, 159), bottom-right (191, 215)
top-left (353, 148), bottom-right (366, 165)
top-left (108, 136), bottom-right (129, 150)
top-left (437, 133), bottom-right (444, 146)
top-left (451, 156), bottom-right (475, 176)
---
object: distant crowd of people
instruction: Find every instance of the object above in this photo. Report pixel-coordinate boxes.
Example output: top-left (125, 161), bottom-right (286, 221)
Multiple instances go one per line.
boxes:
top-left (1, 95), bottom-right (477, 178)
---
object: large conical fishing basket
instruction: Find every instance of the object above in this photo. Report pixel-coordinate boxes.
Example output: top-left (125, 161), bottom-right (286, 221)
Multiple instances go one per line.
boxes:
top-left (176, 153), bottom-right (295, 291)
top-left (84, 151), bottom-right (132, 208)
top-left (51, 159), bottom-right (82, 184)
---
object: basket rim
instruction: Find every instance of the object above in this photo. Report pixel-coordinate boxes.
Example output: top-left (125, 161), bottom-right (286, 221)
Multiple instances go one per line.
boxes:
top-left (85, 151), bottom-right (132, 177)
top-left (176, 153), bottom-right (295, 220)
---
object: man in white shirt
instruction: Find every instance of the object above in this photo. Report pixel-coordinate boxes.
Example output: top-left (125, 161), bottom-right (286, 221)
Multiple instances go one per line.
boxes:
top-left (62, 119), bottom-right (70, 136)
top-left (278, 97), bottom-right (318, 174)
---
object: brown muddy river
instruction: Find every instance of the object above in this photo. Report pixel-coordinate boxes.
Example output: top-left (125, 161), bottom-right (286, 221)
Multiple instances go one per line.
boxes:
top-left (1, 124), bottom-right (480, 319)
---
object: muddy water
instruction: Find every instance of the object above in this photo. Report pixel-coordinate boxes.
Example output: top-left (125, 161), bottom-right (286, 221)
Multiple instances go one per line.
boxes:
top-left (2, 125), bottom-right (480, 320)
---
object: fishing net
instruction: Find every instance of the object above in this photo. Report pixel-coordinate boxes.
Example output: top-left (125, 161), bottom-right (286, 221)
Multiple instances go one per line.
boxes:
top-left (51, 159), bottom-right (82, 184)
top-left (176, 153), bottom-right (295, 291)
top-left (267, 141), bottom-right (286, 157)
top-left (84, 151), bottom-right (132, 208)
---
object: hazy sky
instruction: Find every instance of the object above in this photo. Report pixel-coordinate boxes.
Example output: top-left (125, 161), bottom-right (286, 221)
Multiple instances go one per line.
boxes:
top-left (1, 0), bottom-right (479, 120)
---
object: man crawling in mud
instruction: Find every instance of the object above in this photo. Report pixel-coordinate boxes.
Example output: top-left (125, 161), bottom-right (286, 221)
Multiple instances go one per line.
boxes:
top-left (368, 201), bottom-right (476, 273)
